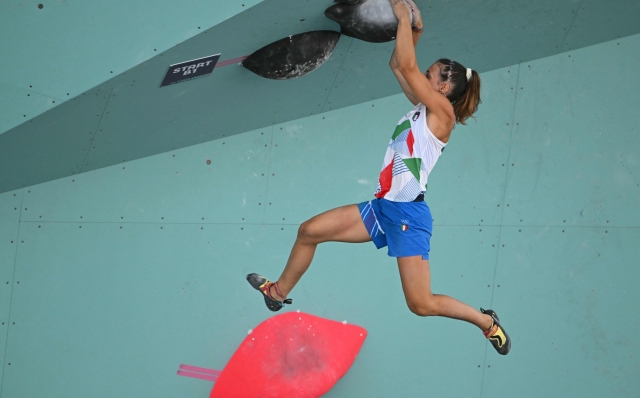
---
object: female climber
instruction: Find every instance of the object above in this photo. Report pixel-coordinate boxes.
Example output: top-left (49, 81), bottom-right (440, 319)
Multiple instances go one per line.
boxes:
top-left (247, 0), bottom-right (510, 355)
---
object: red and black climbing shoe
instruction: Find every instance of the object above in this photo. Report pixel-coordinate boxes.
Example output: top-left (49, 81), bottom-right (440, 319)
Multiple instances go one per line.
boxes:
top-left (481, 308), bottom-right (511, 355)
top-left (246, 273), bottom-right (292, 312)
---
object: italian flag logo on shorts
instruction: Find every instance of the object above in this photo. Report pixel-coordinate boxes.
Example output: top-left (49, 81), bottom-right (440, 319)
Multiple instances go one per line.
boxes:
top-left (401, 224), bottom-right (409, 232)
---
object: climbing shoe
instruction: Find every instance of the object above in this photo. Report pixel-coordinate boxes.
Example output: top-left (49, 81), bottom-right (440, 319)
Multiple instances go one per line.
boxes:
top-left (246, 273), bottom-right (292, 312)
top-left (481, 308), bottom-right (511, 355)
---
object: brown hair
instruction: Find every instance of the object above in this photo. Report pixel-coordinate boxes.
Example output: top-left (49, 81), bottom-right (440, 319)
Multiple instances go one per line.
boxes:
top-left (436, 59), bottom-right (481, 125)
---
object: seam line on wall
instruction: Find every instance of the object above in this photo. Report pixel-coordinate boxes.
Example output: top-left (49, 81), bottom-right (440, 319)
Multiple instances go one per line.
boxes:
top-left (0, 189), bottom-right (25, 397)
top-left (320, 37), bottom-right (354, 113)
top-left (262, 124), bottom-right (276, 224)
top-left (0, 80), bottom-right (63, 102)
top-left (560, 0), bottom-right (586, 50)
top-left (491, 62), bottom-right (522, 304)
top-left (479, 62), bottom-right (521, 398)
top-left (80, 88), bottom-right (114, 174)
top-left (14, 221), bottom-right (633, 229)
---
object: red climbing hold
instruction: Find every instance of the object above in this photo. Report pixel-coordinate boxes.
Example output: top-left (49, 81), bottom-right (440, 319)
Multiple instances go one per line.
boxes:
top-left (210, 312), bottom-right (367, 398)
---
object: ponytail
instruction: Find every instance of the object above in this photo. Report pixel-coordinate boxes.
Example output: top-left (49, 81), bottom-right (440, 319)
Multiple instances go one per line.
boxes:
top-left (453, 69), bottom-right (481, 125)
top-left (436, 59), bottom-right (482, 125)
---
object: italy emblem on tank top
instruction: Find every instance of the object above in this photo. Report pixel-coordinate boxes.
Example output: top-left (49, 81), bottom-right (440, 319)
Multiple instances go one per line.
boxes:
top-left (374, 104), bottom-right (446, 202)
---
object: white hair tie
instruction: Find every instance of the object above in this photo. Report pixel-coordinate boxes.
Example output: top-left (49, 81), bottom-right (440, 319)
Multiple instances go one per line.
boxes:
top-left (466, 68), bottom-right (473, 81)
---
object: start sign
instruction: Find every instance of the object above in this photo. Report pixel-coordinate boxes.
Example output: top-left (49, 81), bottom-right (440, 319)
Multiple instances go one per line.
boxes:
top-left (160, 54), bottom-right (220, 87)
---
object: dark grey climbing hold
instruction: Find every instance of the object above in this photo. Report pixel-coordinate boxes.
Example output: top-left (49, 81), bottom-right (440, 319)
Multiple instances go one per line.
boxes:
top-left (243, 31), bottom-right (341, 80)
top-left (325, 0), bottom-right (412, 43)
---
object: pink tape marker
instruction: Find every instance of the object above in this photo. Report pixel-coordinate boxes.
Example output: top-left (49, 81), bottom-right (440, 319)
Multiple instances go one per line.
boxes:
top-left (176, 364), bottom-right (222, 382)
top-left (214, 56), bottom-right (248, 68)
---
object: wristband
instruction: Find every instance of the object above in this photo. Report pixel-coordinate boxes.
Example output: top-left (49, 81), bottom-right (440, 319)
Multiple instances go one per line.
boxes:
top-left (412, 26), bottom-right (424, 33)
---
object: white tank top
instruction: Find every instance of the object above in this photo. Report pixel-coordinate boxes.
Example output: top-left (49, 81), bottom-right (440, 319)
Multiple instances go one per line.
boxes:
top-left (374, 103), bottom-right (447, 202)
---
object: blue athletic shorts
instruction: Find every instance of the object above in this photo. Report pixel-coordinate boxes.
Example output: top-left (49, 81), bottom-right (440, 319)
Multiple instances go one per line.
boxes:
top-left (358, 198), bottom-right (433, 260)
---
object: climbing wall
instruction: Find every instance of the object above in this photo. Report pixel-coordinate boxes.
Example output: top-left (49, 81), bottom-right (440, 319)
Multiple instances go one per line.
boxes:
top-left (1, 33), bottom-right (639, 398)
top-left (3, 0), bottom-right (640, 193)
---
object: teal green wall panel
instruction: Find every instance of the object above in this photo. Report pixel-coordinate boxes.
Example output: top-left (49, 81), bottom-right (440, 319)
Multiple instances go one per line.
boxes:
top-left (18, 126), bottom-right (272, 225)
top-left (0, 0), bottom-right (261, 100)
top-left (564, 0), bottom-right (640, 51)
top-left (485, 227), bottom-right (640, 396)
top-left (2, 222), bottom-right (291, 398)
top-left (0, 87), bottom-right (110, 190)
top-left (0, 190), bottom-right (21, 394)
top-left (0, 83), bottom-right (58, 134)
top-left (503, 34), bottom-right (640, 228)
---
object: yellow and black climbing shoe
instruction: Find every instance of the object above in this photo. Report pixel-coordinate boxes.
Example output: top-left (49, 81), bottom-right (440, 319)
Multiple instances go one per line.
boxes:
top-left (246, 273), bottom-right (292, 312)
top-left (481, 308), bottom-right (511, 355)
